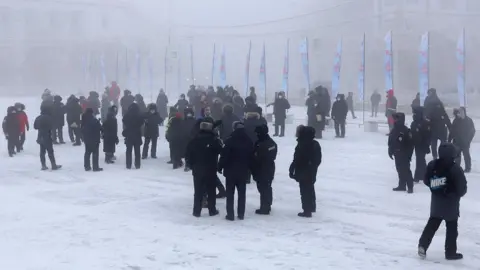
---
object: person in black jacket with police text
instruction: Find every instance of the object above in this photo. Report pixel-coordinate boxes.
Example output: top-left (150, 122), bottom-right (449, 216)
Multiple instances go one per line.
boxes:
top-left (142, 103), bottom-right (163, 159)
top-left (289, 125), bottom-right (322, 217)
top-left (252, 124), bottom-right (277, 215)
top-left (418, 142), bottom-right (467, 260)
top-left (410, 107), bottom-right (431, 182)
top-left (218, 122), bottom-right (254, 221)
top-left (388, 113), bottom-right (415, 193)
top-left (448, 107), bottom-right (475, 173)
top-left (185, 118), bottom-right (223, 217)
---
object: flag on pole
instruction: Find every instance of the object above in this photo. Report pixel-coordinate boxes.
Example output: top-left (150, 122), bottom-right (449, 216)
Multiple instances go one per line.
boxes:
top-left (211, 43), bottom-right (216, 86)
top-left (419, 32), bottom-right (429, 106)
top-left (135, 51), bottom-right (141, 92)
top-left (331, 38), bottom-right (342, 100)
top-left (148, 54), bottom-right (154, 95)
top-left (190, 43), bottom-right (195, 84)
top-left (244, 40), bottom-right (252, 95)
top-left (125, 48), bottom-right (130, 89)
top-left (358, 34), bottom-right (365, 102)
top-left (164, 47), bottom-right (168, 92)
top-left (281, 39), bottom-right (289, 95)
top-left (219, 45), bottom-right (227, 87)
top-left (456, 29), bottom-right (466, 107)
top-left (100, 52), bottom-right (107, 88)
top-left (82, 53), bottom-right (90, 88)
top-left (384, 31), bottom-right (393, 92)
top-left (115, 51), bottom-right (119, 82)
top-left (259, 42), bottom-right (267, 99)
top-left (299, 37), bottom-right (310, 92)
top-left (177, 55), bottom-right (182, 93)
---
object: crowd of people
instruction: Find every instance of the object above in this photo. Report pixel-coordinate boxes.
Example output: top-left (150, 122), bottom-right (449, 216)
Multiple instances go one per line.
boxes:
top-left (1, 83), bottom-right (472, 260)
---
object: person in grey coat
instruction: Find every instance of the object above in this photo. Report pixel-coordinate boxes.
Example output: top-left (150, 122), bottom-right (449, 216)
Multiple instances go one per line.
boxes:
top-left (418, 142), bottom-right (467, 261)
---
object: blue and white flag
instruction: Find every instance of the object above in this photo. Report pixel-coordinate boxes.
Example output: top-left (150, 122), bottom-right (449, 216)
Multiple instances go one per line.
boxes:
top-left (419, 32), bottom-right (429, 106)
top-left (219, 45), bottom-right (227, 87)
top-left (384, 31), bottom-right (393, 92)
top-left (211, 43), bottom-right (216, 86)
top-left (456, 29), bottom-right (466, 107)
top-left (259, 43), bottom-right (266, 98)
top-left (281, 39), bottom-right (289, 94)
top-left (100, 52), bottom-right (107, 88)
top-left (299, 37), bottom-right (310, 92)
top-left (358, 34), bottom-right (365, 102)
top-left (331, 38), bottom-right (342, 100)
top-left (244, 41), bottom-right (252, 96)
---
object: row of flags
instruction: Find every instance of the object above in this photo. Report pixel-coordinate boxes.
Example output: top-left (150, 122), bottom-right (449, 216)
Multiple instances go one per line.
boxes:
top-left (82, 30), bottom-right (467, 106)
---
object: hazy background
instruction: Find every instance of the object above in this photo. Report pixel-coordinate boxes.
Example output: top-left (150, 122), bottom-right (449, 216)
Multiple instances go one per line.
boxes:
top-left (1, 0), bottom-right (480, 107)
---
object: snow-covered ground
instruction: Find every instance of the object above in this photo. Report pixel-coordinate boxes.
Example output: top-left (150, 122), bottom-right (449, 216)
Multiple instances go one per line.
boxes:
top-left (0, 97), bottom-right (479, 270)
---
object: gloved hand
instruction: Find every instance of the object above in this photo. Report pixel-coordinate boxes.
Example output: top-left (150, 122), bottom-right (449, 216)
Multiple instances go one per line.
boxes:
top-left (217, 167), bottom-right (223, 174)
top-left (388, 153), bottom-right (394, 160)
top-left (289, 171), bottom-right (295, 179)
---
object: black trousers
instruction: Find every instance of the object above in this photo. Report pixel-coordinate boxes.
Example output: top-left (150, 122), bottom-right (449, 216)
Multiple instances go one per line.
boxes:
top-left (126, 143), bottom-right (141, 169)
top-left (193, 177), bottom-right (217, 215)
top-left (371, 104), bottom-right (379, 117)
top-left (226, 177), bottom-right (247, 218)
top-left (414, 148), bottom-right (427, 181)
top-left (52, 127), bottom-right (64, 143)
top-left (274, 119), bottom-right (285, 136)
top-left (142, 136), bottom-right (158, 158)
top-left (455, 146), bottom-right (471, 171)
top-left (40, 143), bottom-right (55, 166)
top-left (68, 126), bottom-right (82, 144)
top-left (349, 109), bottom-right (356, 118)
top-left (84, 143), bottom-right (100, 169)
top-left (7, 136), bottom-right (18, 155)
top-left (18, 132), bottom-right (26, 151)
top-left (299, 181), bottom-right (315, 213)
top-left (419, 217), bottom-right (458, 254)
top-left (256, 179), bottom-right (273, 211)
top-left (334, 119), bottom-right (346, 137)
top-left (216, 176), bottom-right (226, 194)
top-left (431, 133), bottom-right (447, 159)
top-left (395, 156), bottom-right (414, 190)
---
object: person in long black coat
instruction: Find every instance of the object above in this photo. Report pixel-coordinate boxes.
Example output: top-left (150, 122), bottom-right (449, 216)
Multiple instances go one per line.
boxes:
top-left (411, 93), bottom-right (421, 112)
top-left (166, 112), bottom-right (184, 169)
top-left (244, 109), bottom-right (267, 145)
top-left (268, 91), bottom-right (290, 137)
top-left (100, 92), bottom-right (110, 123)
top-left (289, 126), bottom-right (322, 217)
top-left (135, 94), bottom-right (148, 114)
top-left (331, 94), bottom-right (348, 138)
top-left (185, 119), bottom-right (223, 217)
top-left (120, 90), bottom-right (135, 117)
top-left (156, 89), bottom-right (169, 121)
top-left (218, 104), bottom-right (239, 141)
top-left (66, 95), bottom-right (83, 146)
top-left (251, 124), bottom-right (277, 215)
top-left (34, 107), bottom-right (61, 170)
top-left (232, 93), bottom-right (245, 119)
top-left (305, 91), bottom-right (319, 133)
top-left (389, 112), bottom-right (415, 193)
top-left (142, 103), bottom-right (163, 159)
top-left (102, 105), bottom-right (119, 164)
top-left (418, 142), bottom-right (467, 260)
top-left (218, 122), bottom-right (254, 221)
top-left (52, 95), bottom-right (66, 144)
top-left (182, 107), bottom-right (197, 172)
top-left (448, 107), bottom-right (475, 172)
top-left (3, 106), bottom-right (20, 156)
top-left (122, 103), bottom-right (144, 169)
top-left (87, 91), bottom-right (101, 116)
top-left (82, 108), bottom-right (103, 171)
top-left (411, 107), bottom-right (431, 182)
top-left (424, 89), bottom-right (451, 159)
top-left (346, 92), bottom-right (356, 119)
top-left (370, 90), bottom-right (381, 117)
top-left (211, 98), bottom-right (223, 121)
top-left (244, 96), bottom-right (258, 114)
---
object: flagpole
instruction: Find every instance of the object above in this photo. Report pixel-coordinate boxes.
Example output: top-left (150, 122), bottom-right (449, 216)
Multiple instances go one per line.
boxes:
top-left (362, 33), bottom-right (366, 126)
top-left (164, 46), bottom-right (168, 94)
top-left (463, 28), bottom-right (467, 107)
top-left (115, 51), bottom-right (119, 82)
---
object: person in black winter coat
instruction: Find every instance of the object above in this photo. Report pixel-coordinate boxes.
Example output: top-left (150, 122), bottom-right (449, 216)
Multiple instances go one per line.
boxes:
top-left (120, 90), bottom-right (135, 117)
top-left (289, 126), bottom-right (322, 217)
top-left (305, 91), bottom-right (320, 135)
top-left (66, 95), bottom-right (83, 146)
top-left (122, 103), bottom-right (144, 169)
top-left (102, 105), bottom-right (119, 164)
top-left (40, 89), bottom-right (54, 112)
top-left (135, 94), bottom-right (148, 114)
top-left (218, 104), bottom-right (240, 141)
top-left (267, 91), bottom-right (291, 137)
top-left (82, 108), bottom-right (103, 171)
top-left (244, 108), bottom-right (267, 145)
top-left (418, 142), bottom-right (467, 261)
top-left (244, 96), bottom-right (259, 114)
top-left (182, 107), bottom-right (197, 171)
top-left (218, 122), bottom-right (254, 221)
top-left (87, 91), bottom-right (101, 116)
top-left (448, 107), bottom-right (475, 172)
top-left (424, 89), bottom-right (451, 159)
top-left (211, 98), bottom-right (223, 120)
top-left (251, 124), bottom-right (277, 215)
top-left (388, 112), bottom-right (415, 193)
top-left (370, 90), bottom-right (381, 117)
top-left (142, 103), bottom-right (163, 159)
top-left (411, 93), bottom-right (421, 112)
top-left (346, 92), bottom-right (356, 119)
top-left (3, 106), bottom-right (20, 156)
top-left (156, 89), bottom-right (169, 121)
top-left (331, 94), bottom-right (348, 138)
top-left (232, 93), bottom-right (245, 119)
top-left (174, 94), bottom-right (189, 114)
top-left (52, 95), bottom-right (66, 144)
top-left (34, 107), bottom-right (61, 170)
top-left (249, 87), bottom-right (257, 104)
top-left (185, 119), bottom-right (223, 217)
top-left (411, 107), bottom-right (431, 182)
top-left (166, 112), bottom-right (184, 169)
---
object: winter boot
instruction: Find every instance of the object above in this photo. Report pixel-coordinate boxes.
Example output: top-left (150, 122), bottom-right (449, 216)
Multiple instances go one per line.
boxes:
top-left (237, 215), bottom-right (244, 220)
top-left (41, 165), bottom-right (49, 171)
top-left (93, 167), bottom-right (103, 172)
top-left (445, 253), bottom-right (463, 260)
top-left (209, 209), bottom-right (219, 216)
top-left (392, 187), bottom-right (406, 192)
top-left (225, 215), bottom-right (234, 221)
top-left (255, 209), bottom-right (270, 215)
top-left (298, 212), bottom-right (312, 218)
top-left (418, 246), bottom-right (427, 259)
top-left (51, 164), bottom-right (62, 170)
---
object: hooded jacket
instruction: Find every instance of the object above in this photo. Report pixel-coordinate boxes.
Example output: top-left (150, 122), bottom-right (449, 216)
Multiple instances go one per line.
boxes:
top-left (331, 94), bottom-right (348, 121)
top-left (410, 107), bottom-right (431, 152)
top-left (289, 126), bottom-right (322, 182)
top-left (448, 108), bottom-right (475, 148)
top-left (388, 112), bottom-right (414, 159)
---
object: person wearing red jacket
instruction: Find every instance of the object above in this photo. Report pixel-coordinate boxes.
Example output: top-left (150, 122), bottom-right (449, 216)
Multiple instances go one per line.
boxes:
top-left (109, 81), bottom-right (121, 107)
top-left (14, 102), bottom-right (29, 152)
